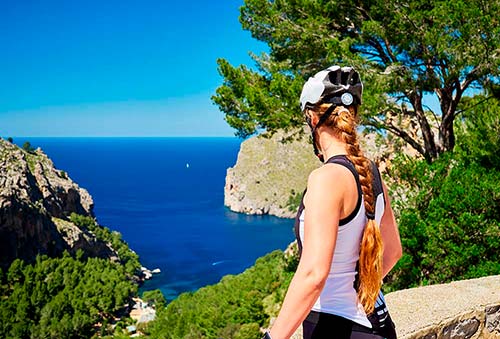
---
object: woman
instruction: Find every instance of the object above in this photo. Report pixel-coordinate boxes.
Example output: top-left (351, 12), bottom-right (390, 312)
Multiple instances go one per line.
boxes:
top-left (263, 66), bottom-right (402, 339)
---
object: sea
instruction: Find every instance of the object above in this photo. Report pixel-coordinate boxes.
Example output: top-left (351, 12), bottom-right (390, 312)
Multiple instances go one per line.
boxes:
top-left (15, 137), bottom-right (295, 302)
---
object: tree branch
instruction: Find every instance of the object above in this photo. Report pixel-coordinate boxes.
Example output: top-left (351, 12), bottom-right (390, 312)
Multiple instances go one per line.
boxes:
top-left (408, 90), bottom-right (437, 159)
top-left (366, 37), bottom-right (392, 65)
top-left (369, 116), bottom-right (426, 157)
top-left (422, 103), bottom-right (440, 128)
top-left (460, 66), bottom-right (481, 92)
top-left (382, 37), bottom-right (397, 63)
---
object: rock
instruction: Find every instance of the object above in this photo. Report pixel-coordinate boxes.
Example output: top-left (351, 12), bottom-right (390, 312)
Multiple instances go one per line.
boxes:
top-left (225, 129), bottom-right (319, 218)
top-left (52, 217), bottom-right (117, 260)
top-left (140, 266), bottom-right (153, 279)
top-left (0, 138), bottom-right (115, 268)
top-left (442, 318), bottom-right (480, 339)
top-left (486, 305), bottom-right (500, 334)
top-left (32, 157), bottom-right (94, 218)
top-left (130, 297), bottom-right (156, 324)
top-left (152, 268), bottom-right (161, 274)
top-left (385, 275), bottom-right (500, 339)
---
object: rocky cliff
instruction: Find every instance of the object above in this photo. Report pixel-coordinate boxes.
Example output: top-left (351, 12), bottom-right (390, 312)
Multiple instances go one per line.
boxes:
top-left (0, 138), bottom-right (116, 269)
top-left (224, 130), bottom-right (319, 218)
top-left (224, 129), bottom-right (417, 218)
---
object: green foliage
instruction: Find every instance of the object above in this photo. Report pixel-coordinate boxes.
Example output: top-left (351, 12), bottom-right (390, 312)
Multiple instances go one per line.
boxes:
top-left (455, 95), bottom-right (500, 170)
top-left (70, 213), bottom-right (141, 275)
top-left (142, 289), bottom-right (166, 309)
top-left (146, 251), bottom-right (293, 339)
top-left (212, 59), bottom-right (305, 138)
top-left (213, 0), bottom-right (500, 161)
top-left (22, 141), bottom-right (35, 153)
top-left (0, 253), bottom-right (137, 339)
top-left (286, 188), bottom-right (302, 212)
top-left (283, 242), bottom-right (299, 274)
top-left (385, 153), bottom-right (500, 291)
top-left (234, 323), bottom-right (261, 339)
top-left (7, 137), bottom-right (13, 143)
top-left (60, 170), bottom-right (68, 179)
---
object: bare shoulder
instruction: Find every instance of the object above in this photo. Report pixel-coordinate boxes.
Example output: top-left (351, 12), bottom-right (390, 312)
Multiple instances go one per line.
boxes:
top-left (305, 163), bottom-right (351, 212)
top-left (307, 162), bottom-right (352, 191)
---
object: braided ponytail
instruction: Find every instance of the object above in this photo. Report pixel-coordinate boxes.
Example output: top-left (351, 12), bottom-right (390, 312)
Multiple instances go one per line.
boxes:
top-left (314, 103), bottom-right (384, 314)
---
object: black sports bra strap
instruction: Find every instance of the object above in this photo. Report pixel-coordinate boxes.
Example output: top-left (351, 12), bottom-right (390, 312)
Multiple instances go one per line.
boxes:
top-left (370, 160), bottom-right (385, 206)
top-left (326, 155), bottom-right (363, 225)
top-left (293, 189), bottom-right (307, 255)
top-left (326, 155), bottom-right (361, 186)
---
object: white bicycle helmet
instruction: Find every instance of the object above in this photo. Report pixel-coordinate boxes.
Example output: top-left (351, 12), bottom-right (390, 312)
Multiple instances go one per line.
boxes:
top-left (300, 66), bottom-right (363, 162)
top-left (300, 65), bottom-right (363, 111)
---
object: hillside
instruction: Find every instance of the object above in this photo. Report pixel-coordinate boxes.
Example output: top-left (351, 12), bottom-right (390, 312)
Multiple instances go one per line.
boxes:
top-left (0, 138), bottom-right (118, 268)
top-left (225, 130), bottom-right (319, 218)
top-left (0, 138), bottom-right (145, 338)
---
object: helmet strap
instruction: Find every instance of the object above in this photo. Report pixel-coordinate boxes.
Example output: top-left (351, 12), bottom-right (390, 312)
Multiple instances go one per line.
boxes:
top-left (308, 104), bottom-right (337, 163)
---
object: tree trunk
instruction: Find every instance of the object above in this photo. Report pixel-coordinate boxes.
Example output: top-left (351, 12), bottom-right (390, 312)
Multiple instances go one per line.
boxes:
top-left (409, 92), bottom-right (438, 162)
top-left (438, 87), bottom-right (462, 154)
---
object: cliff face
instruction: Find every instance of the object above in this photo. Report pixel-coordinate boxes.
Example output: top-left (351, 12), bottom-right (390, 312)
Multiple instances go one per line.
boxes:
top-left (225, 130), bottom-right (319, 218)
top-left (225, 129), bottom-right (417, 218)
top-left (0, 139), bottom-right (115, 268)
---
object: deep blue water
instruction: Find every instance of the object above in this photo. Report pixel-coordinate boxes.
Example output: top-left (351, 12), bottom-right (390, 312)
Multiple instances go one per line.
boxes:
top-left (15, 138), bottom-right (294, 302)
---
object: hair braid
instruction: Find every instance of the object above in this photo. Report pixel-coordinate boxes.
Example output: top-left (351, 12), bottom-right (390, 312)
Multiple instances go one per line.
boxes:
top-left (315, 104), bottom-right (384, 314)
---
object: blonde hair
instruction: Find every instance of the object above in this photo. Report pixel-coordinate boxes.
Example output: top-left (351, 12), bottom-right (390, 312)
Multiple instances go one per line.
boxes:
top-left (308, 103), bottom-right (384, 314)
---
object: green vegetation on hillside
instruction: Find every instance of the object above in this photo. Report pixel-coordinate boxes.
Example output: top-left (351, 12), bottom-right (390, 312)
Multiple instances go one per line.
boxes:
top-left (0, 214), bottom-right (142, 339)
top-left (70, 213), bottom-right (141, 275)
top-left (385, 154), bottom-right (500, 291)
top-left (144, 251), bottom-right (294, 339)
top-left (22, 141), bottom-right (36, 153)
top-left (0, 252), bottom-right (137, 339)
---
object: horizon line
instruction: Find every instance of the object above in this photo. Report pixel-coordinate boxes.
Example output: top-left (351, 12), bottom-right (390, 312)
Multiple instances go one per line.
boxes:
top-left (3, 135), bottom-right (240, 139)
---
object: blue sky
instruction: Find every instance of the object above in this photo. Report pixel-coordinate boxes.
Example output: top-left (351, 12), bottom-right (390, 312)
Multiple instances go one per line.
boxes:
top-left (0, 0), bottom-right (266, 137)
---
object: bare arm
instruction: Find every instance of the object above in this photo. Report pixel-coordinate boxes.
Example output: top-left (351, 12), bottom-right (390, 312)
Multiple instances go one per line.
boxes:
top-left (268, 166), bottom-right (348, 339)
top-left (380, 180), bottom-right (402, 277)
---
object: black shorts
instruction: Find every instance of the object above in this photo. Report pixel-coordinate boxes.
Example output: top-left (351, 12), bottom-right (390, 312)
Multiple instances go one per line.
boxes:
top-left (302, 311), bottom-right (386, 339)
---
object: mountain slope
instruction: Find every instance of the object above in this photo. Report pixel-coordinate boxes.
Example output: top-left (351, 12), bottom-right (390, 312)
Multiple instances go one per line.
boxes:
top-left (0, 139), bottom-right (115, 268)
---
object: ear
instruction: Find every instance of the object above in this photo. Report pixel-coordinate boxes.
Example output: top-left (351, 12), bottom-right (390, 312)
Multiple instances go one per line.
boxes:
top-left (310, 113), bottom-right (319, 128)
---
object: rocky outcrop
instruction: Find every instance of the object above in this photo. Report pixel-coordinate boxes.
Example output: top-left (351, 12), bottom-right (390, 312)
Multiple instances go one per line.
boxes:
top-left (225, 130), bottom-right (319, 218)
top-left (0, 139), bottom-right (114, 268)
top-left (32, 158), bottom-right (93, 218)
top-left (225, 129), bottom-right (417, 218)
top-left (51, 217), bottom-right (116, 260)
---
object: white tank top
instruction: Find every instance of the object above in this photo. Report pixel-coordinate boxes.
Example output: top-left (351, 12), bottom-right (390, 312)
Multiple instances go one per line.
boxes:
top-left (295, 155), bottom-right (385, 328)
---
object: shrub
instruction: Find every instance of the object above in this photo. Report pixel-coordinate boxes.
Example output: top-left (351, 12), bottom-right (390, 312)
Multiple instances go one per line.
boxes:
top-left (22, 141), bottom-right (35, 153)
top-left (385, 154), bottom-right (500, 291)
top-left (142, 289), bottom-right (166, 309)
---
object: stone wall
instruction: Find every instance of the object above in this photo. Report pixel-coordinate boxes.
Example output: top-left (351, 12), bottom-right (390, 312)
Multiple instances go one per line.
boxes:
top-left (288, 275), bottom-right (500, 339)
top-left (386, 275), bottom-right (500, 339)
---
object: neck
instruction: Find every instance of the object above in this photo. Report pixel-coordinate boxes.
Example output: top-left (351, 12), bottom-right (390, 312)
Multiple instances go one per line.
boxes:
top-left (317, 128), bottom-right (347, 161)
